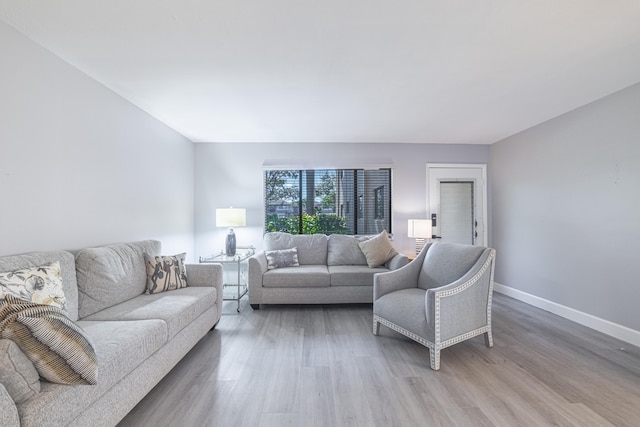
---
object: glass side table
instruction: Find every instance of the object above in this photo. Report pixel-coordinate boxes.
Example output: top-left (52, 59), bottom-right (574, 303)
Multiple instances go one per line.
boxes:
top-left (199, 246), bottom-right (255, 312)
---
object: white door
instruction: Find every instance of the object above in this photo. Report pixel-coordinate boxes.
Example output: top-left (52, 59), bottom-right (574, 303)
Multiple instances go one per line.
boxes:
top-left (427, 164), bottom-right (487, 246)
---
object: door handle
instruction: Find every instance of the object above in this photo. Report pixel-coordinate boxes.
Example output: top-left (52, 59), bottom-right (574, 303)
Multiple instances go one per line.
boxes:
top-left (432, 235), bottom-right (442, 239)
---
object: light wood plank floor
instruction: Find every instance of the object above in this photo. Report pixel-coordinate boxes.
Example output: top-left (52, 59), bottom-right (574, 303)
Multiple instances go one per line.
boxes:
top-left (118, 293), bottom-right (640, 427)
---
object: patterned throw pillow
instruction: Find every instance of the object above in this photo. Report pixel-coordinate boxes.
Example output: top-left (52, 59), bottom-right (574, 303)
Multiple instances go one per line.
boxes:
top-left (144, 253), bottom-right (188, 294)
top-left (265, 247), bottom-right (300, 270)
top-left (0, 262), bottom-right (67, 312)
top-left (358, 230), bottom-right (398, 268)
top-left (0, 295), bottom-right (97, 385)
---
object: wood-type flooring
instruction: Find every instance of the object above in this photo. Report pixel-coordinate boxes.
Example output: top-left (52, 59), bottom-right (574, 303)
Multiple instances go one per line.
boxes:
top-left (118, 293), bottom-right (640, 427)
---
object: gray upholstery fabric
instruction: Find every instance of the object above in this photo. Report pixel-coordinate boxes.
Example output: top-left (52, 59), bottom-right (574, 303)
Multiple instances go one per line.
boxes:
top-left (82, 287), bottom-right (216, 339)
top-left (328, 265), bottom-right (388, 287)
top-left (2, 241), bottom-right (222, 427)
top-left (374, 288), bottom-right (432, 340)
top-left (263, 232), bottom-right (328, 265)
top-left (0, 339), bottom-right (40, 404)
top-left (0, 384), bottom-right (19, 427)
top-left (65, 307), bottom-right (217, 427)
top-left (327, 234), bottom-right (369, 266)
top-left (262, 265), bottom-right (330, 288)
top-left (0, 251), bottom-right (79, 321)
top-left (16, 319), bottom-right (168, 427)
top-left (426, 251), bottom-right (492, 340)
top-left (373, 242), bottom-right (496, 370)
top-left (417, 243), bottom-right (485, 290)
top-left (76, 240), bottom-right (161, 318)
top-left (249, 233), bottom-right (408, 306)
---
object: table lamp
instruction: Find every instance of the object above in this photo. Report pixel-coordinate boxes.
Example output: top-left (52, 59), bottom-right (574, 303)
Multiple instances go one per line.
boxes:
top-left (216, 208), bottom-right (246, 256)
top-left (407, 219), bottom-right (432, 256)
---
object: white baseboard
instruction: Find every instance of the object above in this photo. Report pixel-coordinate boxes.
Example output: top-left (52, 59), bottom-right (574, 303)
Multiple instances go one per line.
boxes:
top-left (494, 282), bottom-right (640, 349)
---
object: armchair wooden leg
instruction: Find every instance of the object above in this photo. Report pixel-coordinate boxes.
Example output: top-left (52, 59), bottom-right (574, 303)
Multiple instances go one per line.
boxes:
top-left (484, 330), bottom-right (493, 348)
top-left (373, 318), bottom-right (380, 335)
top-left (429, 348), bottom-right (440, 370)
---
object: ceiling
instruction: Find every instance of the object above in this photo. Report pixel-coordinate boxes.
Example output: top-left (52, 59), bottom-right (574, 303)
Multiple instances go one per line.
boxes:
top-left (2, 1), bottom-right (640, 144)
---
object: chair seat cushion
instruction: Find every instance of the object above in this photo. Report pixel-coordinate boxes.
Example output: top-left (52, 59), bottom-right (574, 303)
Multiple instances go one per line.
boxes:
top-left (263, 265), bottom-right (330, 288)
top-left (374, 288), bottom-right (433, 341)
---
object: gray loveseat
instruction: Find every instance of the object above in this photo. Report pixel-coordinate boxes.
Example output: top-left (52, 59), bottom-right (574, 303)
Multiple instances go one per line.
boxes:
top-left (0, 240), bottom-right (223, 427)
top-left (248, 232), bottom-right (408, 309)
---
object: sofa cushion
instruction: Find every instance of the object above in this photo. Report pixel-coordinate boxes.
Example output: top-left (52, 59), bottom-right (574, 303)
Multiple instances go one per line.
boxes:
top-left (81, 287), bottom-right (216, 339)
top-left (0, 339), bottom-right (40, 404)
top-left (327, 234), bottom-right (370, 266)
top-left (328, 265), bottom-right (389, 287)
top-left (16, 318), bottom-right (168, 426)
top-left (265, 248), bottom-right (300, 270)
top-left (0, 295), bottom-right (97, 385)
top-left (76, 240), bottom-right (161, 318)
top-left (263, 265), bottom-right (330, 288)
top-left (264, 232), bottom-right (328, 265)
top-left (0, 261), bottom-right (67, 312)
top-left (358, 230), bottom-right (398, 268)
top-left (0, 251), bottom-right (79, 321)
top-left (144, 253), bottom-right (188, 294)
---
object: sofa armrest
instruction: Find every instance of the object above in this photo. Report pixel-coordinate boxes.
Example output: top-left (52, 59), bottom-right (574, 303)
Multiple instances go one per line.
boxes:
top-left (386, 253), bottom-right (409, 270)
top-left (0, 383), bottom-right (19, 427)
top-left (248, 252), bottom-right (268, 305)
top-left (185, 263), bottom-right (224, 305)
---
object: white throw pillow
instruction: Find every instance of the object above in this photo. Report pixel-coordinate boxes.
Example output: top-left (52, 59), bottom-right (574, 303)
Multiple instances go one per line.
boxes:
top-left (358, 230), bottom-right (398, 268)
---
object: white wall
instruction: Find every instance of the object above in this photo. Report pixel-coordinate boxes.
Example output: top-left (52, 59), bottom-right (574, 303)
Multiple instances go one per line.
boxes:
top-left (0, 22), bottom-right (195, 258)
top-left (194, 142), bottom-right (489, 257)
top-left (491, 82), bottom-right (640, 334)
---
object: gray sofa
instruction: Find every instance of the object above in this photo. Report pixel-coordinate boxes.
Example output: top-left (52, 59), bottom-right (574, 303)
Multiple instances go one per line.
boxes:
top-left (0, 240), bottom-right (223, 427)
top-left (248, 232), bottom-right (408, 308)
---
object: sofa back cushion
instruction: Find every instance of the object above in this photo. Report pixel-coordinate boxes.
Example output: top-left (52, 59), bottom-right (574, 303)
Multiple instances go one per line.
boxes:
top-left (0, 250), bottom-right (79, 321)
top-left (327, 234), bottom-right (370, 266)
top-left (263, 232), bottom-right (327, 265)
top-left (76, 240), bottom-right (161, 318)
top-left (417, 243), bottom-right (486, 290)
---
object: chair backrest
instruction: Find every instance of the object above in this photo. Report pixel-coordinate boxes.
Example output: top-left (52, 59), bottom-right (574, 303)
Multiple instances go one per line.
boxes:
top-left (417, 243), bottom-right (487, 290)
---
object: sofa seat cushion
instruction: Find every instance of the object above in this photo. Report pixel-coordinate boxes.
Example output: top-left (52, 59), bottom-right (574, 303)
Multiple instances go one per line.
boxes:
top-left (328, 265), bottom-right (388, 287)
top-left (16, 319), bottom-right (167, 426)
top-left (263, 266), bottom-right (330, 288)
top-left (80, 287), bottom-right (216, 339)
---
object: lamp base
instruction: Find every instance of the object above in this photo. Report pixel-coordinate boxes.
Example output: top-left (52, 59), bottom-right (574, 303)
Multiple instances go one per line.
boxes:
top-left (415, 238), bottom-right (426, 256)
top-left (225, 228), bottom-right (236, 256)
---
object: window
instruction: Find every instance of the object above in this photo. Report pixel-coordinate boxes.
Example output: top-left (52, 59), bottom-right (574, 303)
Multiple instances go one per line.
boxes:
top-left (264, 168), bottom-right (392, 235)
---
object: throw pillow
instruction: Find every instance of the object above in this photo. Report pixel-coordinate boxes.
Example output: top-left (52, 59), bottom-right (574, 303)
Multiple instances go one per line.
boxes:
top-left (265, 248), bottom-right (300, 270)
top-left (0, 295), bottom-right (97, 385)
top-left (358, 230), bottom-right (398, 268)
top-left (0, 262), bottom-right (67, 312)
top-left (144, 253), bottom-right (188, 294)
top-left (0, 339), bottom-right (41, 403)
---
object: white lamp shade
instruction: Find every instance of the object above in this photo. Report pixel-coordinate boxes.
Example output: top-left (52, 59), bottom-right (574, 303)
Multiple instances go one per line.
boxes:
top-left (407, 219), bottom-right (432, 238)
top-left (216, 208), bottom-right (246, 227)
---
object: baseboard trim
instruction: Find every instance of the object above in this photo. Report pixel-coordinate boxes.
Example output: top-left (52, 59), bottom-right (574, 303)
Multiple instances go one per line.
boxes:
top-left (494, 282), bottom-right (640, 348)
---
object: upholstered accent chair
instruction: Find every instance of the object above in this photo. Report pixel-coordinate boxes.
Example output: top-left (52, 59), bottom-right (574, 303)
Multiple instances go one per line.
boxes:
top-left (373, 242), bottom-right (496, 370)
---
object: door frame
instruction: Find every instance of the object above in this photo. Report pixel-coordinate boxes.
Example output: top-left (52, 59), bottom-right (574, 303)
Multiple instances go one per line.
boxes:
top-left (426, 163), bottom-right (488, 247)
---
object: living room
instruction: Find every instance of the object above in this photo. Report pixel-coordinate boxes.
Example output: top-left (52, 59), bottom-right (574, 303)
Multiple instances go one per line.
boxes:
top-left (1, 2), bottom-right (639, 426)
